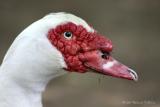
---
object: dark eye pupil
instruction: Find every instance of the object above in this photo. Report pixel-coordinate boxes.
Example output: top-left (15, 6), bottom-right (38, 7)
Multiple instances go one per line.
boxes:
top-left (64, 32), bottom-right (72, 37)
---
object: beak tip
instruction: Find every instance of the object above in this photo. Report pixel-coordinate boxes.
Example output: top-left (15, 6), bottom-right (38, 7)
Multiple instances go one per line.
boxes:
top-left (132, 76), bottom-right (138, 82)
top-left (128, 68), bottom-right (138, 82)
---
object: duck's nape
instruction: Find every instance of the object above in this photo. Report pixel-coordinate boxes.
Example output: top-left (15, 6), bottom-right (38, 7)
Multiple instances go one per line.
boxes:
top-left (0, 12), bottom-right (138, 107)
top-left (0, 13), bottom-right (71, 107)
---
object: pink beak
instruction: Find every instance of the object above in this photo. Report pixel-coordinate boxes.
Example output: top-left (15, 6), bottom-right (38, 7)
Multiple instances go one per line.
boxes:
top-left (80, 50), bottom-right (138, 81)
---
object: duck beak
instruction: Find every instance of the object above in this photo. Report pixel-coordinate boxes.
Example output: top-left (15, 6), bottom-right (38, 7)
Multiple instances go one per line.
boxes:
top-left (82, 50), bottom-right (138, 81)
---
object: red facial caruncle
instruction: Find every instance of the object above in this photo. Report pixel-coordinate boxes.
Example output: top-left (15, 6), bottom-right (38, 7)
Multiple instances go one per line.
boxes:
top-left (48, 22), bottom-right (138, 81)
top-left (48, 22), bottom-right (112, 72)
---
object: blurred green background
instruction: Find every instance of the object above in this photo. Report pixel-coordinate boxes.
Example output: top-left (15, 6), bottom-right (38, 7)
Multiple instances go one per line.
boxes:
top-left (0, 0), bottom-right (160, 107)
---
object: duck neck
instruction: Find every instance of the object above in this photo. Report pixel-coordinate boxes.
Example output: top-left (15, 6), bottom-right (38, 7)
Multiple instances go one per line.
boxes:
top-left (0, 37), bottom-right (66, 107)
top-left (0, 54), bottom-right (66, 107)
top-left (0, 56), bottom-right (66, 107)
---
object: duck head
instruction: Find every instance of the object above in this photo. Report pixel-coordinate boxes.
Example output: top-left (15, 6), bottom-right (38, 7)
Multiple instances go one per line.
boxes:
top-left (2, 12), bottom-right (138, 81)
top-left (46, 13), bottom-right (138, 81)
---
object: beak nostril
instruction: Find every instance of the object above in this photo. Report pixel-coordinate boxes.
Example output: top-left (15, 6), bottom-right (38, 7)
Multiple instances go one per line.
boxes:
top-left (101, 54), bottom-right (107, 59)
top-left (101, 51), bottom-right (110, 59)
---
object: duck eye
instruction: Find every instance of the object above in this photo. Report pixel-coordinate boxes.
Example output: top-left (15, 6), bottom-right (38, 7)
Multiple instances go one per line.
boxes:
top-left (64, 31), bottom-right (72, 39)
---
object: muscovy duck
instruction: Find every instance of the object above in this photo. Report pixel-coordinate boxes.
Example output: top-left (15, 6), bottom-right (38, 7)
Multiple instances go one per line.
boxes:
top-left (0, 12), bottom-right (138, 107)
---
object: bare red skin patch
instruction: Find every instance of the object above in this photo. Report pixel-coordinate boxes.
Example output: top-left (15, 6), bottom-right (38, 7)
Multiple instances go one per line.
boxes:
top-left (47, 22), bottom-right (113, 73)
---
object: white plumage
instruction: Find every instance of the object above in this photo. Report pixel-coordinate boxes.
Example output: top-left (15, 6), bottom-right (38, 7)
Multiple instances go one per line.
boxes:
top-left (0, 12), bottom-right (93, 107)
top-left (0, 12), bottom-right (138, 107)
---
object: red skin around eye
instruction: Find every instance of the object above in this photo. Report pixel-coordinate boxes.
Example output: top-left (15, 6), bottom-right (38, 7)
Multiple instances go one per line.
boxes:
top-left (48, 22), bottom-right (113, 72)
